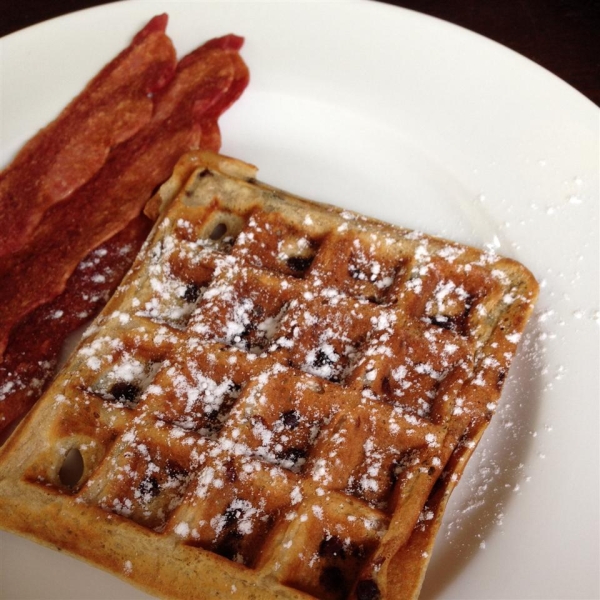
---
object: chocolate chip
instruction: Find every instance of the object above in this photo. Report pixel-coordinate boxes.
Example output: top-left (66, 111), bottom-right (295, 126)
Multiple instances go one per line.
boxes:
top-left (238, 322), bottom-right (257, 340)
top-left (429, 294), bottom-right (476, 337)
top-left (281, 409), bottom-right (300, 429)
top-left (183, 282), bottom-right (201, 303)
top-left (243, 323), bottom-right (257, 337)
top-left (381, 375), bottom-right (392, 396)
top-left (139, 475), bottom-right (160, 498)
top-left (206, 409), bottom-right (220, 422)
top-left (496, 369), bottom-right (507, 389)
top-left (319, 566), bottom-right (346, 593)
top-left (356, 579), bottom-right (381, 600)
top-left (223, 505), bottom-right (242, 527)
top-left (319, 535), bottom-right (345, 559)
top-left (216, 529), bottom-right (243, 561)
top-left (109, 381), bottom-right (141, 403)
top-left (277, 447), bottom-right (307, 465)
top-left (314, 348), bottom-right (334, 368)
top-left (287, 255), bottom-right (313, 273)
top-left (348, 264), bottom-right (367, 281)
top-left (389, 460), bottom-right (400, 485)
top-left (429, 314), bottom-right (454, 331)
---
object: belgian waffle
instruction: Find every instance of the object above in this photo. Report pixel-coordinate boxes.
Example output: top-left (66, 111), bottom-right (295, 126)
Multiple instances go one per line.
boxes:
top-left (0, 152), bottom-right (538, 599)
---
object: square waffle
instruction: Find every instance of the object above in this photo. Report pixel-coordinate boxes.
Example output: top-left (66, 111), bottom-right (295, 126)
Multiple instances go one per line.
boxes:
top-left (0, 151), bottom-right (538, 599)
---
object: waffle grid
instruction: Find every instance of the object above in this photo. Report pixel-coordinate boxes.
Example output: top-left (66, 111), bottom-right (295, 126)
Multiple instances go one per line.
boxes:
top-left (0, 152), bottom-right (538, 600)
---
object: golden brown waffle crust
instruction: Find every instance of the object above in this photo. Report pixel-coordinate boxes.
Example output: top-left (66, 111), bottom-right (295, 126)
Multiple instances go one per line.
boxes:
top-left (0, 151), bottom-right (538, 600)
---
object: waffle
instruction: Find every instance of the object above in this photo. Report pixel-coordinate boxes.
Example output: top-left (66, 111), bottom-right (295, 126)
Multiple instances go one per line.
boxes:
top-left (0, 151), bottom-right (538, 599)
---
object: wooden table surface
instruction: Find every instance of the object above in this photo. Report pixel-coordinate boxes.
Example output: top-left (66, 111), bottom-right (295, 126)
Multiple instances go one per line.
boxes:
top-left (1, 0), bottom-right (598, 106)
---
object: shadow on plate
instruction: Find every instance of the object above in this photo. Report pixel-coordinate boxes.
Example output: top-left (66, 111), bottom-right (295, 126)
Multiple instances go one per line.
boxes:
top-left (420, 317), bottom-right (544, 598)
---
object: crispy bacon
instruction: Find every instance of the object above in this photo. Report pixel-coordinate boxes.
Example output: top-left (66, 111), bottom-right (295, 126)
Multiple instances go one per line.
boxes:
top-left (0, 30), bottom-right (249, 436)
top-left (0, 216), bottom-right (152, 440)
top-left (0, 35), bottom-right (248, 359)
top-left (0, 14), bottom-right (177, 258)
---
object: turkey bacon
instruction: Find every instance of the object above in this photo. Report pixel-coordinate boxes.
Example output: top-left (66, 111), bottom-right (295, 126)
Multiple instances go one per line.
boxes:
top-left (0, 14), bottom-right (177, 258)
top-left (0, 26), bottom-right (249, 436)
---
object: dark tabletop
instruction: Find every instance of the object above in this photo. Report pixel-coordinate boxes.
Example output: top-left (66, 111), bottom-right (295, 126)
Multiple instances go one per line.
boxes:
top-left (1, 0), bottom-right (599, 106)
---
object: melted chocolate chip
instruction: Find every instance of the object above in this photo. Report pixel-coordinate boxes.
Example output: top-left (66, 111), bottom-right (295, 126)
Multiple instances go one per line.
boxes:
top-left (216, 529), bottom-right (243, 561)
top-left (183, 282), bottom-right (201, 303)
top-left (319, 535), bottom-right (345, 559)
top-left (287, 255), bottom-right (313, 274)
top-left (496, 369), bottom-right (507, 389)
top-left (109, 381), bottom-right (141, 403)
top-left (320, 566), bottom-right (346, 593)
top-left (238, 321), bottom-right (257, 340)
top-left (348, 264), bottom-right (367, 281)
top-left (138, 475), bottom-right (160, 498)
top-left (223, 505), bottom-right (242, 527)
top-left (381, 375), bottom-right (392, 396)
top-left (277, 447), bottom-right (307, 465)
top-left (429, 294), bottom-right (476, 337)
top-left (281, 409), bottom-right (300, 429)
top-left (389, 460), bottom-right (401, 485)
top-left (429, 314), bottom-right (454, 330)
top-left (206, 409), bottom-right (221, 422)
top-left (356, 579), bottom-right (381, 600)
top-left (314, 348), bottom-right (334, 368)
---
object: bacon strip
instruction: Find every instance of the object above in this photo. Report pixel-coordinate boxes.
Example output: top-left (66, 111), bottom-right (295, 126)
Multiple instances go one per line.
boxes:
top-left (0, 33), bottom-right (249, 435)
top-left (0, 34), bottom-right (248, 358)
top-left (0, 14), bottom-right (177, 258)
top-left (0, 216), bottom-right (152, 441)
top-left (0, 35), bottom-right (248, 346)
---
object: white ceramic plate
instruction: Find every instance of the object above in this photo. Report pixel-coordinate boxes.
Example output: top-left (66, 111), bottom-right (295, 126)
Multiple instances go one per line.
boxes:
top-left (1, 1), bottom-right (598, 598)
